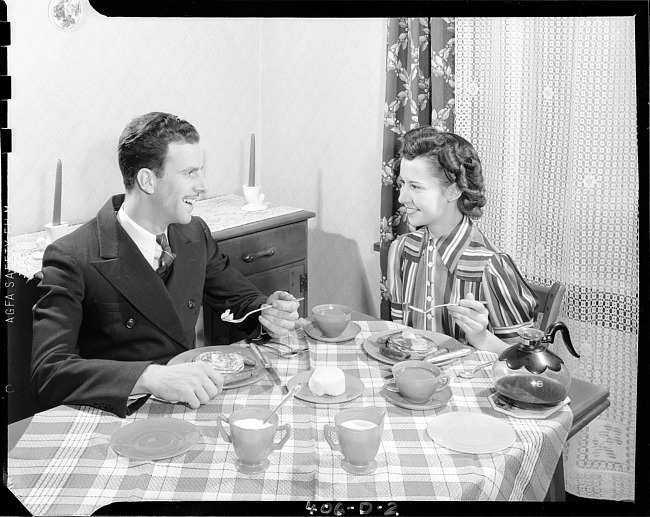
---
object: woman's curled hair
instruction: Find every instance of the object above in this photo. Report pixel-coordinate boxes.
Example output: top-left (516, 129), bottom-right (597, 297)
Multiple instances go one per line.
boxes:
top-left (399, 126), bottom-right (487, 218)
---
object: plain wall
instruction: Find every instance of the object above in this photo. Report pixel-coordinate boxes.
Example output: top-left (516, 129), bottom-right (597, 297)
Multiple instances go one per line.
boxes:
top-left (6, 2), bottom-right (385, 316)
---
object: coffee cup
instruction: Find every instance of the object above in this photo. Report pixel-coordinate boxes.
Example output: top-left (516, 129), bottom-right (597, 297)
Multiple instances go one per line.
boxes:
top-left (384, 360), bottom-right (450, 404)
top-left (312, 304), bottom-right (352, 338)
top-left (217, 407), bottom-right (291, 474)
top-left (36, 222), bottom-right (73, 250)
top-left (323, 406), bottom-right (385, 475)
top-left (242, 185), bottom-right (265, 206)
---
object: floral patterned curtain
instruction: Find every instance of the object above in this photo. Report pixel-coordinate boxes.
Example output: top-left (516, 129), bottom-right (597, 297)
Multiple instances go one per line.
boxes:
top-left (379, 17), bottom-right (456, 320)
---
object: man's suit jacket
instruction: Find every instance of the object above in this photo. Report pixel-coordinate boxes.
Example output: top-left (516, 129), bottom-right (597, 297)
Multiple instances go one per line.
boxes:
top-left (30, 195), bottom-right (267, 417)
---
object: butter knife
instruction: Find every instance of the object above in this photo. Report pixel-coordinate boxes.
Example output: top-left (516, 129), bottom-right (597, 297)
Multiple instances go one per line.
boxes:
top-left (424, 347), bottom-right (473, 364)
top-left (249, 342), bottom-right (282, 385)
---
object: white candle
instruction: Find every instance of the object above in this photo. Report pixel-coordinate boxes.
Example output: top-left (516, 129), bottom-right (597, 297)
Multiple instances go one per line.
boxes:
top-left (248, 133), bottom-right (255, 187)
top-left (53, 159), bottom-right (62, 226)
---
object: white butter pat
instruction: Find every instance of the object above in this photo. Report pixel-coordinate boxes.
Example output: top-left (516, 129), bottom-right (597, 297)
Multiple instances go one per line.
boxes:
top-left (308, 366), bottom-right (346, 397)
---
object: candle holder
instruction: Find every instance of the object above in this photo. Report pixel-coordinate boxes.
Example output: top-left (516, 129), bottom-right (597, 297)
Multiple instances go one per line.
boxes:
top-left (242, 185), bottom-right (267, 212)
top-left (36, 222), bottom-right (75, 251)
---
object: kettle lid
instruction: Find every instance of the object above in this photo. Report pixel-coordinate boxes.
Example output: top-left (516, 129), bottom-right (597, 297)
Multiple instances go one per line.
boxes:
top-left (498, 327), bottom-right (564, 374)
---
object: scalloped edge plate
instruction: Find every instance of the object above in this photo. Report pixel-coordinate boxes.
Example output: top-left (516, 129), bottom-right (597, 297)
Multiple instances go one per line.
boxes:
top-left (167, 344), bottom-right (266, 389)
top-left (363, 329), bottom-right (465, 365)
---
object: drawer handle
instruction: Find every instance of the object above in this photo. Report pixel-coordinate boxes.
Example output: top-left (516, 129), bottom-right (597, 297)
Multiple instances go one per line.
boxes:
top-left (242, 247), bottom-right (276, 263)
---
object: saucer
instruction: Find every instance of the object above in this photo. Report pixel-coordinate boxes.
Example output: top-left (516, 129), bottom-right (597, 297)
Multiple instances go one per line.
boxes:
top-left (287, 370), bottom-right (364, 404)
top-left (341, 458), bottom-right (378, 476)
top-left (235, 458), bottom-right (270, 474)
top-left (242, 203), bottom-right (267, 212)
top-left (304, 321), bottom-right (361, 343)
top-left (111, 418), bottom-right (200, 460)
top-left (381, 386), bottom-right (452, 410)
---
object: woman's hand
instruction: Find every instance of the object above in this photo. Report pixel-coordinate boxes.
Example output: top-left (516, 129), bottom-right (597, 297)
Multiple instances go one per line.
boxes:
top-left (258, 291), bottom-right (300, 337)
top-left (447, 292), bottom-right (490, 349)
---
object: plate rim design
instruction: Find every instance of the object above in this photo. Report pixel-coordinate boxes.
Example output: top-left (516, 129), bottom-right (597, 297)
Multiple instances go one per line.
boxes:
top-left (426, 411), bottom-right (516, 454)
top-left (304, 321), bottom-right (362, 343)
top-left (363, 329), bottom-right (465, 365)
top-left (167, 344), bottom-right (267, 389)
top-left (287, 370), bottom-right (364, 404)
top-left (111, 417), bottom-right (200, 460)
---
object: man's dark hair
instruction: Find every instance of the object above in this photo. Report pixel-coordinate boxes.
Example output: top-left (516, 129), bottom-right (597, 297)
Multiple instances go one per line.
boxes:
top-left (118, 112), bottom-right (200, 191)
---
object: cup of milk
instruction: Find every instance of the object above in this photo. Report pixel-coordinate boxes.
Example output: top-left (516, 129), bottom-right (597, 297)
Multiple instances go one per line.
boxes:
top-left (323, 406), bottom-right (385, 475)
top-left (217, 407), bottom-right (291, 474)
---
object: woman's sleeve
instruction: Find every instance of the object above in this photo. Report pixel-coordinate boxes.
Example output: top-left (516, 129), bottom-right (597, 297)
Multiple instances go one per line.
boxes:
top-left (483, 254), bottom-right (537, 344)
top-left (387, 236), bottom-right (406, 323)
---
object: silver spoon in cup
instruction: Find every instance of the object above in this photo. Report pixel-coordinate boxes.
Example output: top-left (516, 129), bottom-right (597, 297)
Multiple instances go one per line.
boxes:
top-left (263, 383), bottom-right (302, 423)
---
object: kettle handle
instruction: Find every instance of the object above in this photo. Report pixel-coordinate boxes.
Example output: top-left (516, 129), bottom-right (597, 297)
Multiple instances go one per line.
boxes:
top-left (542, 321), bottom-right (580, 358)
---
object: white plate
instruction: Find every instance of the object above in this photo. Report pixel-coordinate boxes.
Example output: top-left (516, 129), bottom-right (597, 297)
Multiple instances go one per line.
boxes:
top-left (426, 412), bottom-right (516, 454)
top-left (363, 329), bottom-right (465, 365)
top-left (111, 418), bottom-right (200, 460)
top-left (287, 370), bottom-right (364, 404)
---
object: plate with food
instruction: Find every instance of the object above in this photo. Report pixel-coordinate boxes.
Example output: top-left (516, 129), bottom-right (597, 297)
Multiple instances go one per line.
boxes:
top-left (363, 329), bottom-right (467, 365)
top-left (287, 366), bottom-right (364, 404)
top-left (167, 345), bottom-right (267, 389)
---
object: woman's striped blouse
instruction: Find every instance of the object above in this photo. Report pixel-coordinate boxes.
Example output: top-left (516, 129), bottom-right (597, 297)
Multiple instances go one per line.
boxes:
top-left (387, 216), bottom-right (537, 345)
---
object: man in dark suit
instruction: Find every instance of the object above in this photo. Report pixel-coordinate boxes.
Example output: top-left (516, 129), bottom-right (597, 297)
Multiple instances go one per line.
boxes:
top-left (30, 112), bottom-right (300, 417)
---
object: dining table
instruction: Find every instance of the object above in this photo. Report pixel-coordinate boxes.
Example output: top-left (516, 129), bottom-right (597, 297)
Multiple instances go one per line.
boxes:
top-left (5, 314), bottom-right (608, 515)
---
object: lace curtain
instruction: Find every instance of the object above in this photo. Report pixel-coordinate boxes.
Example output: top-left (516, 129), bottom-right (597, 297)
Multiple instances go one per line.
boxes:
top-left (454, 17), bottom-right (638, 501)
top-left (380, 18), bottom-right (456, 319)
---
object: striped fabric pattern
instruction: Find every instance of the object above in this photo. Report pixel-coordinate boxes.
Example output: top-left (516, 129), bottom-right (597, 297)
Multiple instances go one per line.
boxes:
top-left (387, 216), bottom-right (537, 344)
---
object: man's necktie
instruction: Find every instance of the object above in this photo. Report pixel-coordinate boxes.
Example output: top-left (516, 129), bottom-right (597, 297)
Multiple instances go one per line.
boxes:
top-left (156, 233), bottom-right (175, 281)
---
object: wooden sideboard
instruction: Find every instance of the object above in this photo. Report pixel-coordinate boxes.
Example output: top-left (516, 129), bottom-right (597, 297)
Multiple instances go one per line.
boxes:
top-left (199, 205), bottom-right (315, 345)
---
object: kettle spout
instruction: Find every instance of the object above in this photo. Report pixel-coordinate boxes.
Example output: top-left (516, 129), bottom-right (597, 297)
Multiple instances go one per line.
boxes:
top-left (543, 321), bottom-right (580, 358)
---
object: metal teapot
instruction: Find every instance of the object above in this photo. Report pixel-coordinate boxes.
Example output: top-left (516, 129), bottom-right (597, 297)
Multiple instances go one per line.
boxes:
top-left (491, 322), bottom-right (580, 406)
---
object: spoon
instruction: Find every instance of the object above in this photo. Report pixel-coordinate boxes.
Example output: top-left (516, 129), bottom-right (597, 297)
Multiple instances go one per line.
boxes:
top-left (264, 383), bottom-right (302, 423)
top-left (457, 361), bottom-right (493, 379)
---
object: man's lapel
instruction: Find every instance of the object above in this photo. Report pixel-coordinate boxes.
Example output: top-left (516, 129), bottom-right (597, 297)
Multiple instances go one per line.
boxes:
top-left (90, 196), bottom-right (191, 349)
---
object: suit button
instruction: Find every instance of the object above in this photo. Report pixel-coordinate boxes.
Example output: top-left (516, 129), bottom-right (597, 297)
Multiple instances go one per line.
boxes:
top-left (125, 318), bottom-right (135, 329)
top-left (188, 300), bottom-right (196, 309)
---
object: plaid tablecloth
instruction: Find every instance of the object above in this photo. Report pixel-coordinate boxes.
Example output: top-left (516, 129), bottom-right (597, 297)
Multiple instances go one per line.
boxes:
top-left (7, 321), bottom-right (572, 515)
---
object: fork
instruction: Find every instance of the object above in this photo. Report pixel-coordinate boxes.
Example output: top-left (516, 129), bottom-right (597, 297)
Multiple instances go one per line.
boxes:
top-left (221, 297), bottom-right (305, 324)
top-left (408, 301), bottom-right (488, 315)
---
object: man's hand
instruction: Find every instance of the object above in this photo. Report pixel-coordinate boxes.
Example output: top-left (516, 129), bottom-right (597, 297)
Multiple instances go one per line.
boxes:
top-left (132, 362), bottom-right (224, 408)
top-left (258, 291), bottom-right (300, 337)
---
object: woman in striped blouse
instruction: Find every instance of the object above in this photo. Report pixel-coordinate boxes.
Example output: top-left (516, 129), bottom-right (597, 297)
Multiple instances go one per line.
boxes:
top-left (387, 126), bottom-right (537, 354)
